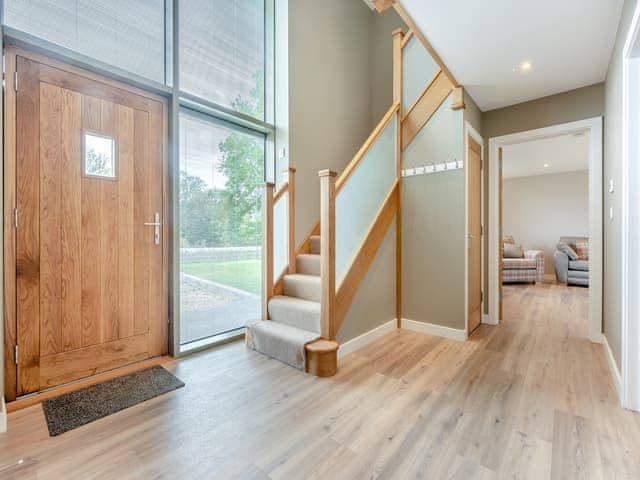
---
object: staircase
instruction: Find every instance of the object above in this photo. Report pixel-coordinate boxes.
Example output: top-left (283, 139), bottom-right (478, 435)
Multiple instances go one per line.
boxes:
top-left (247, 234), bottom-right (339, 376)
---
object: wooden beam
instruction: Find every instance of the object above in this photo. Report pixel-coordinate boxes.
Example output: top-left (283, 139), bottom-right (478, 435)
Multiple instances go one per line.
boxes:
top-left (451, 86), bottom-right (466, 110)
top-left (393, 1), bottom-right (460, 88)
top-left (401, 70), bottom-right (454, 150)
top-left (335, 182), bottom-right (399, 331)
top-left (319, 170), bottom-right (337, 340)
top-left (372, 0), bottom-right (395, 12)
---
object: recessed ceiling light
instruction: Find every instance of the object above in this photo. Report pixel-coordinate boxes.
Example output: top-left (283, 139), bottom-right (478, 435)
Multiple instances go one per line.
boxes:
top-left (519, 61), bottom-right (533, 72)
top-left (543, 163), bottom-right (550, 168)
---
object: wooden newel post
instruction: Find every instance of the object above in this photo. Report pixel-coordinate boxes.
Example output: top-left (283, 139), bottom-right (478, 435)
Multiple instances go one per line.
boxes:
top-left (285, 167), bottom-right (296, 274)
top-left (319, 170), bottom-right (336, 339)
top-left (262, 182), bottom-right (274, 320)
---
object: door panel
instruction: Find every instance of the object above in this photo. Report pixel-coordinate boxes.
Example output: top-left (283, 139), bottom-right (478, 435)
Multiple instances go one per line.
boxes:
top-left (499, 147), bottom-right (504, 322)
top-left (467, 136), bottom-right (482, 333)
top-left (15, 55), bottom-right (166, 395)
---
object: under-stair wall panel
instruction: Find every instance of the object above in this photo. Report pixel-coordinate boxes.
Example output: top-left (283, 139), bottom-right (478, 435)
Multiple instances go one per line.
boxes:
top-left (337, 223), bottom-right (396, 343)
top-left (402, 94), bottom-right (466, 330)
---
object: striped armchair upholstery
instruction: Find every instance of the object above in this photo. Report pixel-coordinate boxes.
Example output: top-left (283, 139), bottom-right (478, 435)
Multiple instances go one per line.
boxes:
top-left (502, 250), bottom-right (544, 284)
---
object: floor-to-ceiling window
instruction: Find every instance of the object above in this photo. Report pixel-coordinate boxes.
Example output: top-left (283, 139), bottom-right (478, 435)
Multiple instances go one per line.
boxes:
top-left (177, 0), bottom-right (273, 351)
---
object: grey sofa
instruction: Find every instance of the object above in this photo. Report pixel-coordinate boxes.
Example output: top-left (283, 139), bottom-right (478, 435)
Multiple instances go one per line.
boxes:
top-left (554, 236), bottom-right (589, 286)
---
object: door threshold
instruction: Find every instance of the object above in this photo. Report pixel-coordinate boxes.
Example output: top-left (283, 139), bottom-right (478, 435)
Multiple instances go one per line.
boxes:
top-left (6, 356), bottom-right (173, 413)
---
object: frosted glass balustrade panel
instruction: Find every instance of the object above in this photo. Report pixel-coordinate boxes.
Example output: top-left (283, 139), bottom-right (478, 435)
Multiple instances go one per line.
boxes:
top-left (403, 93), bottom-right (463, 170)
top-left (335, 115), bottom-right (397, 285)
top-left (4, 0), bottom-right (166, 83)
top-left (402, 36), bottom-right (439, 113)
top-left (273, 192), bottom-right (288, 280)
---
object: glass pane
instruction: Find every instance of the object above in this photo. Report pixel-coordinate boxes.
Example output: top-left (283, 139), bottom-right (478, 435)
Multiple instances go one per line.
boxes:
top-left (273, 191), bottom-right (288, 280)
top-left (180, 0), bottom-right (265, 120)
top-left (402, 35), bottom-right (439, 113)
top-left (3, 0), bottom-right (166, 83)
top-left (335, 115), bottom-right (397, 284)
top-left (84, 132), bottom-right (115, 178)
top-left (179, 111), bottom-right (264, 346)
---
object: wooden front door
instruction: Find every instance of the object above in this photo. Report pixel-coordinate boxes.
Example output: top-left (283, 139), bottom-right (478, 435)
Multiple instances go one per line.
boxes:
top-left (467, 136), bottom-right (482, 334)
top-left (12, 52), bottom-right (167, 396)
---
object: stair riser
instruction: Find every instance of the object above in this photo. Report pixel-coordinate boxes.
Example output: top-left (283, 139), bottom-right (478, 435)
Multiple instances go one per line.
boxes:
top-left (283, 277), bottom-right (321, 302)
top-left (309, 236), bottom-right (321, 255)
top-left (268, 296), bottom-right (321, 334)
top-left (296, 255), bottom-right (321, 276)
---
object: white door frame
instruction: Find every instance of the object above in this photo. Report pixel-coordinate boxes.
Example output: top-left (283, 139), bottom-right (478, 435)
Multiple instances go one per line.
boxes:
top-left (464, 121), bottom-right (485, 334)
top-left (621, 0), bottom-right (640, 411)
top-left (488, 118), bottom-right (603, 343)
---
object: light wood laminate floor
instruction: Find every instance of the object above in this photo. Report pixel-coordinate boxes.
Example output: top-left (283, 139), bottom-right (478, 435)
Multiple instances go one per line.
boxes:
top-left (1, 283), bottom-right (639, 479)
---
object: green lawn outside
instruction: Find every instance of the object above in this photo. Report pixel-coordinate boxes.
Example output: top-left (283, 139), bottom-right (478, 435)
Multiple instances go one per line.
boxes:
top-left (182, 259), bottom-right (261, 295)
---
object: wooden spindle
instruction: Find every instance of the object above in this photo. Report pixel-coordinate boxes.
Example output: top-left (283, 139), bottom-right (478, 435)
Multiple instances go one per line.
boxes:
top-left (262, 182), bottom-right (274, 320)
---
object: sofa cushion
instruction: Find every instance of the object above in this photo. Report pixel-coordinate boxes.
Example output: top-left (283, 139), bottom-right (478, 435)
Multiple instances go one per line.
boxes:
top-left (569, 260), bottom-right (589, 271)
top-left (575, 241), bottom-right (589, 260)
top-left (503, 258), bottom-right (537, 270)
top-left (503, 243), bottom-right (524, 258)
top-left (557, 242), bottom-right (579, 260)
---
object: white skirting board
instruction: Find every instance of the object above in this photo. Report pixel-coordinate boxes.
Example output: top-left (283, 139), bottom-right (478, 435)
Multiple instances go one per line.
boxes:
top-left (0, 397), bottom-right (6, 433)
top-left (337, 319), bottom-right (397, 360)
top-left (602, 333), bottom-right (622, 403)
top-left (401, 318), bottom-right (468, 341)
top-left (482, 313), bottom-right (496, 325)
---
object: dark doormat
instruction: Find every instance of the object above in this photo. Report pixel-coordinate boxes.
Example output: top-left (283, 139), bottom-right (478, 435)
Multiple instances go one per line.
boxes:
top-left (42, 365), bottom-right (185, 436)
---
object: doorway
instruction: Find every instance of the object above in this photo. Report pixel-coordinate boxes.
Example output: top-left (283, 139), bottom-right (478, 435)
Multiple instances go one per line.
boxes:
top-left (488, 118), bottom-right (603, 342)
top-left (3, 48), bottom-right (168, 400)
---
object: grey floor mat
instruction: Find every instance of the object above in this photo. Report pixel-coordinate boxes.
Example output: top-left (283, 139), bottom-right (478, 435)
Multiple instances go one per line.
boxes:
top-left (42, 365), bottom-right (184, 436)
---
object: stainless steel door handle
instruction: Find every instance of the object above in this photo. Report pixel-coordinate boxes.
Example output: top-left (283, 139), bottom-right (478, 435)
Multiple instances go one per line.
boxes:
top-left (144, 212), bottom-right (161, 245)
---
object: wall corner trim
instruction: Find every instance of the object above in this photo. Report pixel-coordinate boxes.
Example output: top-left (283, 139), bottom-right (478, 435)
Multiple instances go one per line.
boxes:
top-left (401, 318), bottom-right (468, 341)
top-left (337, 319), bottom-right (397, 360)
top-left (602, 333), bottom-right (622, 403)
top-left (0, 397), bottom-right (7, 433)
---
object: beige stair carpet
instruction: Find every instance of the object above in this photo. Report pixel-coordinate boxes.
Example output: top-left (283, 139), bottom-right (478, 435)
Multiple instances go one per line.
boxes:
top-left (247, 320), bottom-right (320, 370)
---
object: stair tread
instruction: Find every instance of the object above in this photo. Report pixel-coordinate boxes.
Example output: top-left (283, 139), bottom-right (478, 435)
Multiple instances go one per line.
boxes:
top-left (247, 320), bottom-right (321, 370)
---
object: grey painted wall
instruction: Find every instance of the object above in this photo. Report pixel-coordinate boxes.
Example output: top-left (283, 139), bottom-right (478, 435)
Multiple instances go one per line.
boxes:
top-left (402, 94), bottom-right (466, 330)
top-left (464, 91), bottom-right (483, 135)
top-left (289, 0), bottom-right (373, 246)
top-left (480, 83), bottom-right (605, 314)
top-left (370, 8), bottom-right (407, 126)
top-left (603, 0), bottom-right (637, 370)
top-left (503, 171), bottom-right (589, 277)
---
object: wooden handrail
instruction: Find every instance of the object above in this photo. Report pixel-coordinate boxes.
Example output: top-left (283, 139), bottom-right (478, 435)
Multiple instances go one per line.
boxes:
top-left (273, 181), bottom-right (289, 203)
top-left (335, 101), bottom-right (400, 194)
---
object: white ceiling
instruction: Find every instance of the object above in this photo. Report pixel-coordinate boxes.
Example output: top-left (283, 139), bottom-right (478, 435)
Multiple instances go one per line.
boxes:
top-left (400, 0), bottom-right (623, 111)
top-left (502, 132), bottom-right (589, 179)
